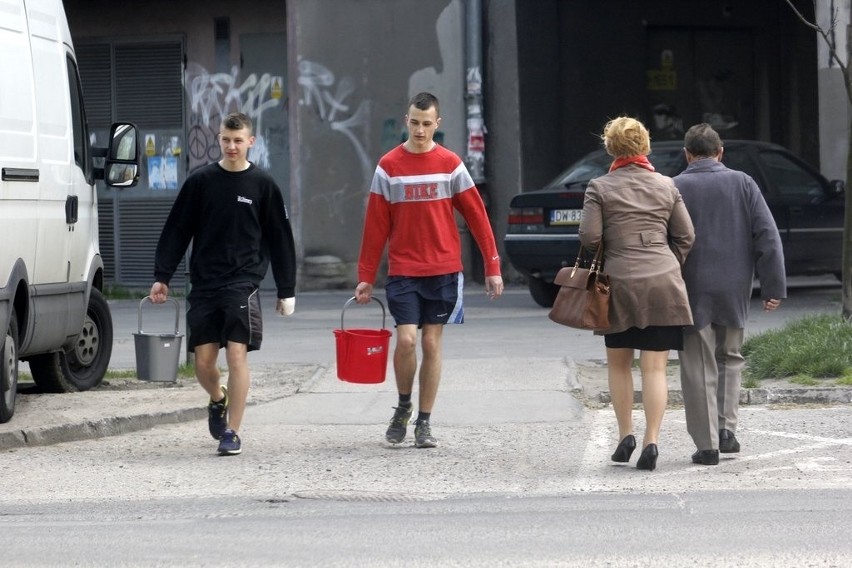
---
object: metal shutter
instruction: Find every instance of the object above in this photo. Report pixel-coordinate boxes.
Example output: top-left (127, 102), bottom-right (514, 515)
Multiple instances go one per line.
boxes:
top-left (119, 199), bottom-right (185, 287)
top-left (77, 39), bottom-right (185, 290)
top-left (114, 42), bottom-right (184, 128)
top-left (76, 43), bottom-right (112, 129)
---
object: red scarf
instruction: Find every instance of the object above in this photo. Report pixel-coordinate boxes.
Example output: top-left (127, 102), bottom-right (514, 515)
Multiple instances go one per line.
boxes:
top-left (609, 155), bottom-right (655, 173)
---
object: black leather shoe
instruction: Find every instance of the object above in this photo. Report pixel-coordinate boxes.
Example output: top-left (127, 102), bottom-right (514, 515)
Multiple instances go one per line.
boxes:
top-left (611, 435), bottom-right (636, 463)
top-left (691, 449), bottom-right (720, 465)
top-left (636, 444), bottom-right (658, 471)
top-left (719, 429), bottom-right (740, 453)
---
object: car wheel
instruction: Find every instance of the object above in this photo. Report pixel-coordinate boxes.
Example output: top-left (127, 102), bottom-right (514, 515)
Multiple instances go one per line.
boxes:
top-left (29, 289), bottom-right (113, 393)
top-left (0, 309), bottom-right (19, 423)
top-left (528, 277), bottom-right (559, 308)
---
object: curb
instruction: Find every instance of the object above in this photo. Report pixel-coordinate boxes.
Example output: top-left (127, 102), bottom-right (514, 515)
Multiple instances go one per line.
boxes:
top-left (595, 387), bottom-right (852, 406)
top-left (744, 387), bottom-right (852, 405)
top-left (0, 408), bottom-right (207, 451)
top-left (0, 363), bottom-right (323, 452)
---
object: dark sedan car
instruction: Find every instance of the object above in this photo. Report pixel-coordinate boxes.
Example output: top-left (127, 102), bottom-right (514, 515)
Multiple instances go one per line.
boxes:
top-left (505, 141), bottom-right (846, 307)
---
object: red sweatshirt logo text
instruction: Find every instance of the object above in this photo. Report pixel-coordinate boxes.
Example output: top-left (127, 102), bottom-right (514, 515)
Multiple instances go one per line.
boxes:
top-left (404, 183), bottom-right (438, 201)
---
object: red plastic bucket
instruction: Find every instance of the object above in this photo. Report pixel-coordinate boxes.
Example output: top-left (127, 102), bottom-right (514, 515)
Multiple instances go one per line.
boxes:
top-left (333, 297), bottom-right (392, 384)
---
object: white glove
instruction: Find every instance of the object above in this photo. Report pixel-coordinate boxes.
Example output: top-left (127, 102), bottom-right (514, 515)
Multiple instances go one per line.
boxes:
top-left (276, 297), bottom-right (295, 316)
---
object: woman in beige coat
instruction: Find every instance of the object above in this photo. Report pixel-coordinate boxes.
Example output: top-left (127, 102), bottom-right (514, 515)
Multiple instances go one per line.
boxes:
top-left (579, 117), bottom-right (694, 471)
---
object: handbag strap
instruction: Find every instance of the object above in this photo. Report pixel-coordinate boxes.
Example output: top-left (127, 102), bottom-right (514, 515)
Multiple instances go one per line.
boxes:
top-left (570, 243), bottom-right (605, 277)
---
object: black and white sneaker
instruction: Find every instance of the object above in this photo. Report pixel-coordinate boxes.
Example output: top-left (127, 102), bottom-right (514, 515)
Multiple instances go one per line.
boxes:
top-left (207, 386), bottom-right (229, 440)
top-left (385, 405), bottom-right (412, 444)
top-left (414, 419), bottom-right (437, 448)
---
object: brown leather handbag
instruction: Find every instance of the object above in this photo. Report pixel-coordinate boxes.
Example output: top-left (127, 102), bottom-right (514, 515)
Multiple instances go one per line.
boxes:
top-left (548, 245), bottom-right (611, 331)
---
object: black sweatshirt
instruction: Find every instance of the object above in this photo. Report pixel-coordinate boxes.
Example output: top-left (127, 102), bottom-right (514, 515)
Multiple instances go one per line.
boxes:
top-left (154, 162), bottom-right (296, 298)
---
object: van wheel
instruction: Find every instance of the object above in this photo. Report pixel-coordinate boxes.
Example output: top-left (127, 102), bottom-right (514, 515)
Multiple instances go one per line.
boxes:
top-left (29, 289), bottom-right (112, 393)
top-left (528, 277), bottom-right (559, 308)
top-left (1, 309), bottom-right (19, 423)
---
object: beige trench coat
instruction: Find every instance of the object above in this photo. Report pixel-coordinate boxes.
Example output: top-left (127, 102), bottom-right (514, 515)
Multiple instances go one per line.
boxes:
top-left (578, 165), bottom-right (695, 334)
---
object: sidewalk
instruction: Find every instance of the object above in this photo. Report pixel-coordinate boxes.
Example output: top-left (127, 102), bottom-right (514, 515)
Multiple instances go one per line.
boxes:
top-left (0, 363), bottom-right (321, 451)
top-left (2, 357), bottom-right (850, 451)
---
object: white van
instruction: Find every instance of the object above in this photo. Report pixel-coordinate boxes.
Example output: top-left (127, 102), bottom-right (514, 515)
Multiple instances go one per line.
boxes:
top-left (0, 0), bottom-right (139, 422)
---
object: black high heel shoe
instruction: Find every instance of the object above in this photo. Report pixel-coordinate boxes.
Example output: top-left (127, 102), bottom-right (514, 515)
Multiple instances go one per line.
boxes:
top-left (611, 435), bottom-right (636, 463)
top-left (636, 443), bottom-right (658, 471)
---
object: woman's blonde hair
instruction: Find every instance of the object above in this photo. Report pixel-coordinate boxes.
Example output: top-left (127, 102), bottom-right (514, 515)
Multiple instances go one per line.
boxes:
top-left (601, 116), bottom-right (651, 158)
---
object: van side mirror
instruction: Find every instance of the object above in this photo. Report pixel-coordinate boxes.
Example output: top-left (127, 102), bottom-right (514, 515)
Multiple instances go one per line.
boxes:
top-left (829, 179), bottom-right (845, 195)
top-left (97, 122), bottom-right (140, 187)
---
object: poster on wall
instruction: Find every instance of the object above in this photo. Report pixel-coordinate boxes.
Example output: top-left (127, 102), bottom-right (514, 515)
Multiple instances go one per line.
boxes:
top-left (148, 156), bottom-right (178, 190)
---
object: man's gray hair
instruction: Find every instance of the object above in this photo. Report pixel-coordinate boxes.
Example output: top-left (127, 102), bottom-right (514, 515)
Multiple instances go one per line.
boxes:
top-left (684, 123), bottom-right (723, 158)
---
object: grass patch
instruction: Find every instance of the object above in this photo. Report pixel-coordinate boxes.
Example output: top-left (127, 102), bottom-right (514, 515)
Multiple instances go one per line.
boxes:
top-left (105, 369), bottom-right (137, 379)
top-left (788, 375), bottom-right (819, 386)
top-left (102, 285), bottom-right (149, 300)
top-left (106, 361), bottom-right (196, 380)
top-left (742, 314), bottom-right (852, 381)
top-left (177, 362), bottom-right (196, 378)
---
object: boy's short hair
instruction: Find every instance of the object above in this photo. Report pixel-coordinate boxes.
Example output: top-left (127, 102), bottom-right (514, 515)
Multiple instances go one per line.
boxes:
top-left (408, 92), bottom-right (440, 116)
top-left (221, 112), bottom-right (253, 134)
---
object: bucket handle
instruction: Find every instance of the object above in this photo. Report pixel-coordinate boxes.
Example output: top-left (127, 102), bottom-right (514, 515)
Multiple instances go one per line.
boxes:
top-left (341, 296), bottom-right (387, 330)
top-left (138, 296), bottom-right (181, 335)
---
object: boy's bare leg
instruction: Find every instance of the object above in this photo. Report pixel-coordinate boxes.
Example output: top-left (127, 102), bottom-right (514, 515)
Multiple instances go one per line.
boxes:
top-left (194, 343), bottom-right (223, 399)
top-left (393, 324), bottom-right (419, 396)
top-left (417, 324), bottom-right (444, 413)
top-left (225, 341), bottom-right (250, 432)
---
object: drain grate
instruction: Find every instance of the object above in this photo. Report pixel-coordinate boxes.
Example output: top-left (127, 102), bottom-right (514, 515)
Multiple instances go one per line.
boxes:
top-left (292, 490), bottom-right (445, 503)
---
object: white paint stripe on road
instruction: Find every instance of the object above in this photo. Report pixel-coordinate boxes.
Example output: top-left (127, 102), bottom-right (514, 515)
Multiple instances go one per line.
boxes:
top-left (572, 410), bottom-right (617, 492)
top-left (749, 429), bottom-right (852, 445)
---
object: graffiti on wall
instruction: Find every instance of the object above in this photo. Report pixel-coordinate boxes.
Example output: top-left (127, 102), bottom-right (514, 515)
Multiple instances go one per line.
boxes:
top-left (297, 58), bottom-right (374, 221)
top-left (184, 62), bottom-right (284, 171)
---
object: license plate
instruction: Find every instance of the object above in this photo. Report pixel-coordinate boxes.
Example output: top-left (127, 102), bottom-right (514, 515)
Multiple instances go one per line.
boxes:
top-left (549, 209), bottom-right (583, 226)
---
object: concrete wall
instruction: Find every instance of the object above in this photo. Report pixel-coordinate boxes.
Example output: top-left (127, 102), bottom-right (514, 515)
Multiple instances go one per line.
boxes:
top-left (482, 0), bottom-right (522, 282)
top-left (287, 0), bottom-right (468, 288)
top-left (63, 0), bottom-right (833, 292)
top-left (816, 0), bottom-right (851, 181)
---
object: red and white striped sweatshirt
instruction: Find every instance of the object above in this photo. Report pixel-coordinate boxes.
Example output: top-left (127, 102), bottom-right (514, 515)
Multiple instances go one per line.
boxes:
top-left (357, 143), bottom-right (501, 283)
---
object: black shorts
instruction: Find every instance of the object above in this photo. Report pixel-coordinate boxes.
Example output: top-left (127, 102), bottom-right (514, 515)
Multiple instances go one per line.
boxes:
top-left (385, 273), bottom-right (464, 326)
top-left (186, 283), bottom-right (262, 351)
top-left (604, 325), bottom-right (684, 351)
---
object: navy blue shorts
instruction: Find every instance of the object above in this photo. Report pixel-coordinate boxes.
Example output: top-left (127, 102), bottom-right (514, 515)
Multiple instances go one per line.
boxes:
top-left (385, 273), bottom-right (464, 327)
top-left (186, 283), bottom-right (262, 351)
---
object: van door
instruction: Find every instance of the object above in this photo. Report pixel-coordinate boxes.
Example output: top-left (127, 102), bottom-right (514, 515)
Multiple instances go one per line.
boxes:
top-left (0, 0), bottom-right (38, 280)
top-left (28, 3), bottom-right (73, 284)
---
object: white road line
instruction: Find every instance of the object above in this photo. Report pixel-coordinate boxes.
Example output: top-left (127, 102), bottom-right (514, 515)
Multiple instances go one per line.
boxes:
top-left (749, 429), bottom-right (852, 445)
top-left (572, 409), bottom-right (616, 492)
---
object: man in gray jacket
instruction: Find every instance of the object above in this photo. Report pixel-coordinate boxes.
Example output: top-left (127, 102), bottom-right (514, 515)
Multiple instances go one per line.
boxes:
top-left (673, 123), bottom-right (786, 466)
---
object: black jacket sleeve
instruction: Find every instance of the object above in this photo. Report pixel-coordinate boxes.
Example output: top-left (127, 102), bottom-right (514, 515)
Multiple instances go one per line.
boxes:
top-left (264, 186), bottom-right (297, 298)
top-left (153, 181), bottom-right (196, 286)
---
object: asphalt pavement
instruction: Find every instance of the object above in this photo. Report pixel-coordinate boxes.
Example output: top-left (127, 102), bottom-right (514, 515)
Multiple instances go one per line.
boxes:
top-left (2, 283), bottom-right (850, 452)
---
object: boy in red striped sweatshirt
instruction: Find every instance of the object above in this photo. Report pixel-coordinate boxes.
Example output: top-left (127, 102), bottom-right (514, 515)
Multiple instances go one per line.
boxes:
top-left (355, 92), bottom-right (504, 448)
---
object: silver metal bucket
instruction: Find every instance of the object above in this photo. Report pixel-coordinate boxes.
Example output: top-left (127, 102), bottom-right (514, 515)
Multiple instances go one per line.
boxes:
top-left (133, 297), bottom-right (183, 382)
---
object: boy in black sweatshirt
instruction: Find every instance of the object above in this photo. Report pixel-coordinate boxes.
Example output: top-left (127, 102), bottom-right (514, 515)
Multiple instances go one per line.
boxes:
top-left (150, 112), bottom-right (296, 456)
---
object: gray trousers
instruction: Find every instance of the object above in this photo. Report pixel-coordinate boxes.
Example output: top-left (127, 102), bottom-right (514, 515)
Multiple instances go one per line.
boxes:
top-left (678, 324), bottom-right (745, 451)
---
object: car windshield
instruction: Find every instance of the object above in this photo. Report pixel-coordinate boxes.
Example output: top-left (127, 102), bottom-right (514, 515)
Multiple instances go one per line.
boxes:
top-left (649, 146), bottom-right (686, 176)
top-left (546, 152), bottom-right (611, 188)
top-left (546, 145), bottom-right (687, 189)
